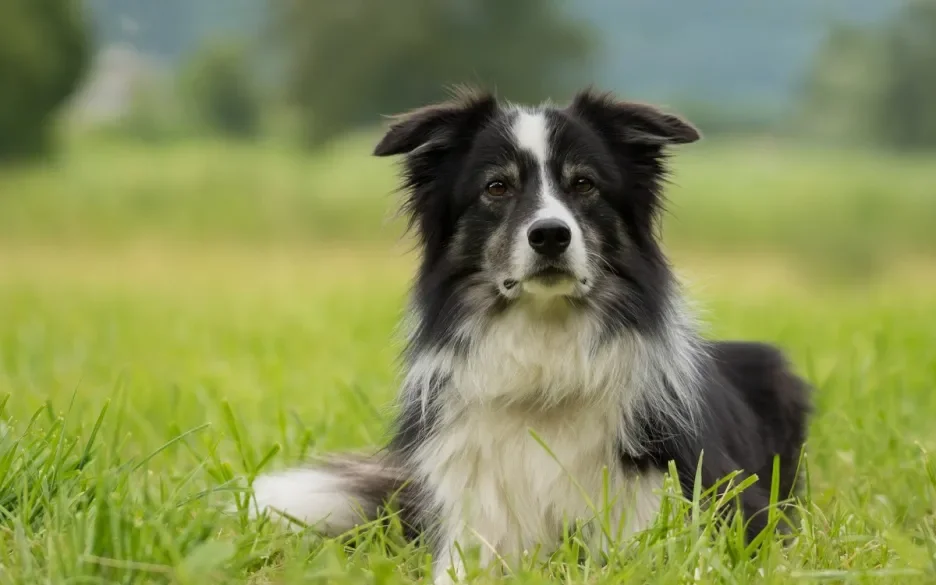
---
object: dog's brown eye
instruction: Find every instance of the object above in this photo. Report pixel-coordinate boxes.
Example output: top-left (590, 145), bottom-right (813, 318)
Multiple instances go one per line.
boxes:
top-left (486, 180), bottom-right (508, 197)
top-left (572, 177), bottom-right (595, 194)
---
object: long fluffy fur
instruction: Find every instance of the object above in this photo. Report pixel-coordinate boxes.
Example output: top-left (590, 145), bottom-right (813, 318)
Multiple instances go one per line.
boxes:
top-left (246, 88), bottom-right (812, 584)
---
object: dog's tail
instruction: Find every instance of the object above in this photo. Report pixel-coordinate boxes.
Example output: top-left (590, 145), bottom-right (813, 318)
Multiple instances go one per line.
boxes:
top-left (247, 454), bottom-right (409, 536)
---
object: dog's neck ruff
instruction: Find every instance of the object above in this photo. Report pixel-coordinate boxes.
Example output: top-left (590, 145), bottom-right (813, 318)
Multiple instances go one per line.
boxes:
top-left (401, 285), bottom-right (705, 454)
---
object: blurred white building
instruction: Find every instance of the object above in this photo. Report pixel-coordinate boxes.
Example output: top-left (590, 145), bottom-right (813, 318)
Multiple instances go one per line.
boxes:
top-left (69, 44), bottom-right (168, 124)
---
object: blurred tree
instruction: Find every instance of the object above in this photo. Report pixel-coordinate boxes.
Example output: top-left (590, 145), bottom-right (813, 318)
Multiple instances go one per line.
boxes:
top-left (0, 0), bottom-right (90, 161)
top-left (874, 0), bottom-right (936, 149)
top-left (272, 0), bottom-right (593, 147)
top-left (181, 39), bottom-right (262, 139)
top-left (800, 0), bottom-right (936, 150)
top-left (797, 26), bottom-right (886, 145)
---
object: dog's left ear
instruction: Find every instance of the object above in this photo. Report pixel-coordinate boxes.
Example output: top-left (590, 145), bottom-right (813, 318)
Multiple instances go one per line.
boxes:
top-left (569, 88), bottom-right (701, 146)
top-left (373, 87), bottom-right (498, 157)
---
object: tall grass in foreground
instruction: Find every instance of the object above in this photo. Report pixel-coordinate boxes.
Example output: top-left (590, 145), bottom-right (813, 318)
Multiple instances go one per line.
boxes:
top-left (2, 387), bottom-right (935, 584)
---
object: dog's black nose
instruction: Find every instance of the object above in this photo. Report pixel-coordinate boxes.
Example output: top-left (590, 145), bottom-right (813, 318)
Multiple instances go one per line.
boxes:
top-left (527, 219), bottom-right (572, 257)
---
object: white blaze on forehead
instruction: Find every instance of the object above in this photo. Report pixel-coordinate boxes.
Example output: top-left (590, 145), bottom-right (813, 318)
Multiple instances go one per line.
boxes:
top-left (510, 109), bottom-right (575, 225)
top-left (509, 109), bottom-right (588, 282)
top-left (512, 109), bottom-right (551, 165)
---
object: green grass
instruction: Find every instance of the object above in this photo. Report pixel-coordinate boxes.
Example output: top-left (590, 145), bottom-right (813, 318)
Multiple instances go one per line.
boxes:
top-left (2, 134), bottom-right (936, 277)
top-left (1, 243), bottom-right (936, 584)
top-left (1, 136), bottom-right (936, 583)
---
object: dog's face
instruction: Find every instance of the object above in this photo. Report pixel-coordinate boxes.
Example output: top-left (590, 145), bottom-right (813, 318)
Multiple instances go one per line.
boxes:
top-left (375, 88), bottom-right (699, 326)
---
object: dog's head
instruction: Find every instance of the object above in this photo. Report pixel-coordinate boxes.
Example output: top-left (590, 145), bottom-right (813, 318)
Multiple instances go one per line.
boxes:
top-left (375, 87), bottom-right (700, 331)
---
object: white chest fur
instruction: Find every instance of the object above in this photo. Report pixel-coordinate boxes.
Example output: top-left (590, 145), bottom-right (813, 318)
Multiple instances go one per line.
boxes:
top-left (404, 303), bottom-right (668, 580)
top-left (416, 403), bottom-right (664, 561)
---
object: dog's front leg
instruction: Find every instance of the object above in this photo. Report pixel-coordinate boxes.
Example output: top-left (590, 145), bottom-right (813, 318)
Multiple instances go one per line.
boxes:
top-left (431, 533), bottom-right (468, 585)
top-left (430, 519), bottom-right (511, 585)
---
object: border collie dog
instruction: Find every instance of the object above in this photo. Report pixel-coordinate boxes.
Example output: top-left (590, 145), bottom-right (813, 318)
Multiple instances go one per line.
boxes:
top-left (250, 88), bottom-right (811, 583)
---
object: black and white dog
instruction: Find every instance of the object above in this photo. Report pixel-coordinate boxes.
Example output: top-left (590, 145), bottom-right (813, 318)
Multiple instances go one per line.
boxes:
top-left (249, 88), bottom-right (812, 583)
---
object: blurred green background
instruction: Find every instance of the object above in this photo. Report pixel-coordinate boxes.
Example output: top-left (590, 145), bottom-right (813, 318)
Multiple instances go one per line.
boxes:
top-left (3, 2), bottom-right (936, 583)
top-left (2, 0), bottom-right (935, 277)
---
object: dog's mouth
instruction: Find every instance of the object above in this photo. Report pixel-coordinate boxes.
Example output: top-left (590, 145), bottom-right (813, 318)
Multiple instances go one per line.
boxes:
top-left (501, 266), bottom-right (589, 295)
top-left (528, 266), bottom-right (574, 285)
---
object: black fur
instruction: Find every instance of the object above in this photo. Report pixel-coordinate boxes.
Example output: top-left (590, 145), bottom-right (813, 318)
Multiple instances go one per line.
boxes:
top-left (375, 88), bottom-right (810, 549)
top-left (251, 88), bottom-right (812, 573)
top-left (385, 88), bottom-right (808, 543)
top-left (620, 341), bottom-right (811, 540)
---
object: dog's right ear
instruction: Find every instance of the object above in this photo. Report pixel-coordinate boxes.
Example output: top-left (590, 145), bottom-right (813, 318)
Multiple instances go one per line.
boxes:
top-left (569, 88), bottom-right (701, 147)
top-left (373, 87), bottom-right (497, 157)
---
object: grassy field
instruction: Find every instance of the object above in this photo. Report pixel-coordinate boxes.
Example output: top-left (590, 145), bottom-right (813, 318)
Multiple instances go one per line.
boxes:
top-left (1, 137), bottom-right (936, 583)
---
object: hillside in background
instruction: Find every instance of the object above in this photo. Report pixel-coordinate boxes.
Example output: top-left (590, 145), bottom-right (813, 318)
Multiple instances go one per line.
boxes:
top-left (86, 0), bottom-right (901, 110)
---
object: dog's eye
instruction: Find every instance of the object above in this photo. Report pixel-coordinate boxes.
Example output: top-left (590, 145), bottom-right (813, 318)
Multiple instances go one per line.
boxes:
top-left (485, 180), bottom-right (509, 197)
top-left (572, 177), bottom-right (595, 194)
